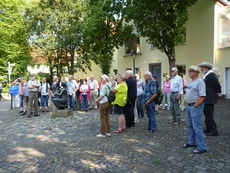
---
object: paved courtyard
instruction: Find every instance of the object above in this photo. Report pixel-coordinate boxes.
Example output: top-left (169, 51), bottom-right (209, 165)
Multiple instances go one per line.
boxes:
top-left (0, 98), bottom-right (230, 173)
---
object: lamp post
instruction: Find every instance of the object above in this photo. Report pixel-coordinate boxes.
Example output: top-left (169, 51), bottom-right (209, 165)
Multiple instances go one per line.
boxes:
top-left (132, 49), bottom-right (137, 74)
top-left (8, 62), bottom-right (15, 110)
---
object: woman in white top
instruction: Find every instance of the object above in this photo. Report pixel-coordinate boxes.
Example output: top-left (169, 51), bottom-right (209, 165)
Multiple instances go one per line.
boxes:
top-left (40, 77), bottom-right (50, 112)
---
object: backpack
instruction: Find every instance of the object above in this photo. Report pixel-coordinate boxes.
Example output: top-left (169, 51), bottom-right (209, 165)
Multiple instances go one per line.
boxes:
top-left (150, 81), bottom-right (163, 105)
top-left (105, 85), bottom-right (116, 102)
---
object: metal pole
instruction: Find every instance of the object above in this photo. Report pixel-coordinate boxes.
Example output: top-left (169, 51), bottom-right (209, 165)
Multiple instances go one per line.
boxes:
top-left (11, 94), bottom-right (13, 110)
top-left (133, 54), bottom-right (136, 74)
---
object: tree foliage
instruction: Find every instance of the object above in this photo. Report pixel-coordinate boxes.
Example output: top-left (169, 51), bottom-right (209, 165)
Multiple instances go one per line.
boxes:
top-left (27, 0), bottom-right (89, 77)
top-left (126, 0), bottom-right (197, 73)
top-left (82, 0), bottom-right (133, 75)
top-left (0, 0), bottom-right (31, 80)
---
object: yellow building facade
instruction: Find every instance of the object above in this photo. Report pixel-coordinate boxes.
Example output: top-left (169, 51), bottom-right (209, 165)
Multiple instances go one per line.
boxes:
top-left (75, 0), bottom-right (230, 98)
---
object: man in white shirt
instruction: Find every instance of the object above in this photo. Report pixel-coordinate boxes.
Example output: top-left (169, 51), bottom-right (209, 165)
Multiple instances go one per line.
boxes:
top-left (67, 75), bottom-right (78, 110)
top-left (170, 67), bottom-right (183, 125)
top-left (88, 75), bottom-right (99, 109)
top-left (28, 74), bottom-right (40, 118)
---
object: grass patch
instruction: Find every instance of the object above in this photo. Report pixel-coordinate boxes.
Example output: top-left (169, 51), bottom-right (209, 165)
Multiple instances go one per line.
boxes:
top-left (204, 153), bottom-right (212, 158)
top-left (49, 159), bottom-right (55, 165)
top-left (153, 160), bottom-right (161, 165)
top-left (87, 163), bottom-right (93, 168)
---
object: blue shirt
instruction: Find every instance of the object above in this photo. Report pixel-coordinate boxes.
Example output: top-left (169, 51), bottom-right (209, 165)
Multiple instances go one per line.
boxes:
top-left (67, 80), bottom-right (77, 95)
top-left (25, 84), bottom-right (29, 97)
top-left (9, 85), bottom-right (19, 96)
top-left (143, 78), bottom-right (156, 103)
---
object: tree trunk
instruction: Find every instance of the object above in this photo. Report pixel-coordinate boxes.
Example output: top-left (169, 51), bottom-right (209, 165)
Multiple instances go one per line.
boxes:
top-left (167, 48), bottom-right (176, 76)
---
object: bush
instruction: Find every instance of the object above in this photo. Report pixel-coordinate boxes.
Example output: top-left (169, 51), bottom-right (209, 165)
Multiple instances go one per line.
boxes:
top-left (2, 83), bottom-right (9, 93)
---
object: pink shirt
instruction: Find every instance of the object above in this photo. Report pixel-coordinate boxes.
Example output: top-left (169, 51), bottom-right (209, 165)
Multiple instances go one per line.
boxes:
top-left (163, 81), bottom-right (170, 93)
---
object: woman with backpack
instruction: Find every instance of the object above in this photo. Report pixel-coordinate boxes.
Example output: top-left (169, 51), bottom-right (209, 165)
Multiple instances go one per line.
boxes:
top-left (111, 74), bottom-right (128, 133)
top-left (96, 75), bottom-right (112, 137)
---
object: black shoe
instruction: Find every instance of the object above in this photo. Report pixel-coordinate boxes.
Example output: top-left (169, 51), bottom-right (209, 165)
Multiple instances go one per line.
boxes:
top-left (21, 111), bottom-right (27, 115)
top-left (183, 143), bottom-right (197, 148)
top-left (205, 131), bottom-right (219, 136)
top-left (19, 111), bottom-right (23, 113)
top-left (203, 130), bottom-right (210, 133)
top-left (145, 128), bottom-right (151, 131)
top-left (193, 149), bottom-right (207, 154)
top-left (34, 114), bottom-right (40, 117)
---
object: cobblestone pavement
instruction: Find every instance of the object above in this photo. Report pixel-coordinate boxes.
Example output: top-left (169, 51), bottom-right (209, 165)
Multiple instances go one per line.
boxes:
top-left (0, 98), bottom-right (230, 173)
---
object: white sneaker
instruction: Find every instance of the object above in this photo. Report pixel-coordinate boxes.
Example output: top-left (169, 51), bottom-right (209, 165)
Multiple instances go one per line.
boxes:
top-left (106, 133), bottom-right (111, 137)
top-left (96, 134), bottom-right (106, 138)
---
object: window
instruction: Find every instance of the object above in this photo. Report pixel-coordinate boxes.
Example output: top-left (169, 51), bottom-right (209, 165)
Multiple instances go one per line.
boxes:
top-left (150, 43), bottom-right (157, 50)
top-left (176, 65), bottom-right (186, 75)
top-left (113, 69), bottom-right (118, 75)
top-left (217, 8), bottom-right (230, 48)
top-left (125, 37), bottom-right (141, 55)
top-left (135, 67), bottom-right (140, 74)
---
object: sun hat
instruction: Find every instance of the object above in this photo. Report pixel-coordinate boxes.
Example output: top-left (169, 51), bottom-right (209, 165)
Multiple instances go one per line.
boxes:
top-left (171, 67), bottom-right (178, 72)
top-left (198, 61), bottom-right (213, 69)
top-left (101, 74), bottom-right (109, 81)
top-left (188, 65), bottom-right (200, 72)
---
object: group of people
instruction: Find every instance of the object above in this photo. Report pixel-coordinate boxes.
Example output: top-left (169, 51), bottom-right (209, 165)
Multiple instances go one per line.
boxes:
top-left (7, 61), bottom-right (221, 154)
top-left (95, 62), bottom-right (221, 155)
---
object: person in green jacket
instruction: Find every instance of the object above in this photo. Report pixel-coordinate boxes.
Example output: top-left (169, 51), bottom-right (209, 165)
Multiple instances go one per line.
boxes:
top-left (112, 74), bottom-right (128, 133)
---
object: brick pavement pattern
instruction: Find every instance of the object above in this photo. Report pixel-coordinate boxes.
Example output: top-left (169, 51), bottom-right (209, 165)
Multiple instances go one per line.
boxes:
top-left (0, 99), bottom-right (230, 173)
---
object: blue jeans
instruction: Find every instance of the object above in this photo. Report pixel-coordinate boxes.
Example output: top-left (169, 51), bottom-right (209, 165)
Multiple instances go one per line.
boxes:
top-left (67, 94), bottom-right (75, 110)
top-left (19, 95), bottom-right (24, 108)
top-left (81, 94), bottom-right (88, 111)
top-left (163, 92), bottom-right (170, 109)
top-left (146, 102), bottom-right (156, 132)
top-left (137, 95), bottom-right (144, 118)
top-left (41, 95), bottom-right (49, 107)
top-left (186, 103), bottom-right (206, 150)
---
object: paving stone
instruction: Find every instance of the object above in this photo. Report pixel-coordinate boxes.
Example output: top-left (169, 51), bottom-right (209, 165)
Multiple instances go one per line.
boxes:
top-left (0, 99), bottom-right (229, 172)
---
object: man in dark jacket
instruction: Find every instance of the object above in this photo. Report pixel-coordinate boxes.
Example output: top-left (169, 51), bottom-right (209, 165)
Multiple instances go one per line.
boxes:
top-left (199, 62), bottom-right (221, 136)
top-left (124, 70), bottom-right (137, 128)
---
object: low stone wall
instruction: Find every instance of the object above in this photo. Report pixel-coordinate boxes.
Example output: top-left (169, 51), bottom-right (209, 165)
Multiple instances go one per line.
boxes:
top-left (52, 109), bottom-right (73, 118)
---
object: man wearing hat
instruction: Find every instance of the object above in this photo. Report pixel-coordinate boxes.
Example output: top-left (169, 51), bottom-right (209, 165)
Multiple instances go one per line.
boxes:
top-left (27, 74), bottom-right (40, 118)
top-left (170, 67), bottom-right (183, 125)
top-left (183, 65), bottom-right (207, 154)
top-left (198, 61), bottom-right (221, 136)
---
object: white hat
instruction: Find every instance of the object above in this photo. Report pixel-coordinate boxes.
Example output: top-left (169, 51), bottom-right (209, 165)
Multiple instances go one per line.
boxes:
top-left (171, 67), bottom-right (178, 72)
top-left (188, 65), bottom-right (200, 72)
top-left (198, 61), bottom-right (213, 69)
top-left (101, 74), bottom-right (109, 81)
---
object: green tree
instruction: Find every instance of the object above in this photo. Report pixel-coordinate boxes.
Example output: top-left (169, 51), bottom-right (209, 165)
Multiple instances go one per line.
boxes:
top-left (82, 0), bottom-right (133, 75)
top-left (27, 0), bottom-right (88, 77)
top-left (0, 0), bottom-right (31, 80)
top-left (126, 0), bottom-right (197, 74)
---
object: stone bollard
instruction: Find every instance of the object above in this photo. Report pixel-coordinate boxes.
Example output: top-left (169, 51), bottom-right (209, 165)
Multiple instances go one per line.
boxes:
top-left (52, 109), bottom-right (73, 118)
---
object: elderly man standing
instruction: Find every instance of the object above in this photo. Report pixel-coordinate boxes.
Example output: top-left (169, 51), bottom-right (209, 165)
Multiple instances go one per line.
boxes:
top-left (143, 71), bottom-right (157, 133)
top-left (67, 75), bottom-right (78, 111)
top-left (170, 67), bottom-right (183, 125)
top-left (28, 74), bottom-right (40, 118)
top-left (198, 62), bottom-right (221, 136)
top-left (124, 70), bottom-right (137, 128)
top-left (184, 66), bottom-right (207, 154)
top-left (88, 75), bottom-right (99, 110)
